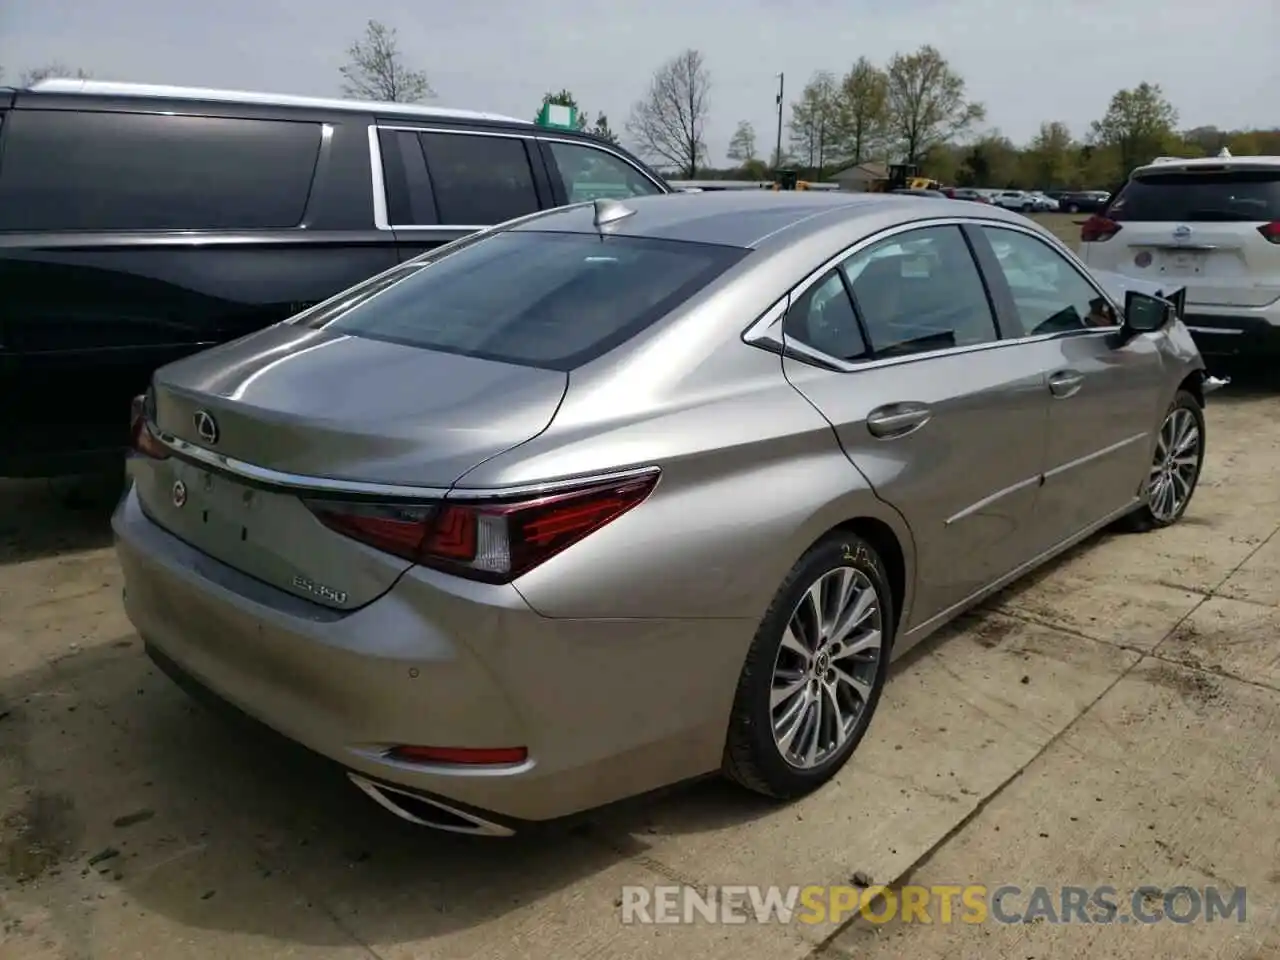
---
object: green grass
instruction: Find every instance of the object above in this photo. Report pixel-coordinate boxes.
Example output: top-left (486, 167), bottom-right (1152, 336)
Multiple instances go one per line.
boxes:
top-left (1029, 212), bottom-right (1086, 250)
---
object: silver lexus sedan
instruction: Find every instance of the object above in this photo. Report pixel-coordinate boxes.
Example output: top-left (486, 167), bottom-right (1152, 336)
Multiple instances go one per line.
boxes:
top-left (115, 191), bottom-right (1214, 836)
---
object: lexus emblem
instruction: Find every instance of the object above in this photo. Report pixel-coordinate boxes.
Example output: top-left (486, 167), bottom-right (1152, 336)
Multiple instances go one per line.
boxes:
top-left (1172, 224), bottom-right (1192, 242)
top-left (193, 410), bottom-right (219, 445)
top-left (172, 480), bottom-right (188, 508)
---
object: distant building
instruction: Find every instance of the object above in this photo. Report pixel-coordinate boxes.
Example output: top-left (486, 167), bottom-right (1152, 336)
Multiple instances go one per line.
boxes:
top-left (829, 161), bottom-right (888, 192)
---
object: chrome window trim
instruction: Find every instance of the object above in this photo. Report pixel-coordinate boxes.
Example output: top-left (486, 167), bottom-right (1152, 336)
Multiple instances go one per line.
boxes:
top-left (742, 216), bottom-right (1123, 373)
top-left (151, 428), bottom-right (659, 501)
top-left (368, 125), bottom-right (668, 231)
top-left (368, 124), bottom-right (391, 230)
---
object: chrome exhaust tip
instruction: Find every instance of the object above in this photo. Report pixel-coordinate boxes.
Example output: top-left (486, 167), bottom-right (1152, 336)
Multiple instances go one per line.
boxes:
top-left (1203, 375), bottom-right (1230, 395)
top-left (347, 773), bottom-right (515, 837)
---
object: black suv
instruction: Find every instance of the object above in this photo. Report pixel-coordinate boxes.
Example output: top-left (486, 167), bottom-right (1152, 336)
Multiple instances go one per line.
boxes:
top-left (0, 80), bottom-right (672, 477)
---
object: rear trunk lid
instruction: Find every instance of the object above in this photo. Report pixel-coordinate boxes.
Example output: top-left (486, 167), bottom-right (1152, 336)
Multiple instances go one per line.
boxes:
top-left (1084, 164), bottom-right (1280, 309)
top-left (136, 324), bottom-right (567, 609)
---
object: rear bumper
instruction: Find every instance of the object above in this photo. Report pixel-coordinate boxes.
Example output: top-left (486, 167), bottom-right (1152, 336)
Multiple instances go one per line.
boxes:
top-left (112, 485), bottom-right (748, 822)
top-left (1183, 314), bottom-right (1280, 357)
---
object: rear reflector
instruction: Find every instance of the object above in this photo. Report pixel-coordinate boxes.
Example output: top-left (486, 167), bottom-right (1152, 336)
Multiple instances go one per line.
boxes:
top-left (129, 393), bottom-right (170, 460)
top-left (304, 472), bottom-right (658, 584)
top-left (1257, 222), bottom-right (1280, 244)
top-left (1080, 215), bottom-right (1121, 243)
top-left (387, 745), bottom-right (528, 766)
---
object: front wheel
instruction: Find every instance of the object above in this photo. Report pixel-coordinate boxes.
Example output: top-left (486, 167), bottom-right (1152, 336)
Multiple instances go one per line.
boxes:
top-left (1021, 203), bottom-right (1033, 213)
top-left (1067, 203), bottom-right (1080, 213)
top-left (1121, 390), bottom-right (1205, 532)
top-left (723, 533), bottom-right (893, 799)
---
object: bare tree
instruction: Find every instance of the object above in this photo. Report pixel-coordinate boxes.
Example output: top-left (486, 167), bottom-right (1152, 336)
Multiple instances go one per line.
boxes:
top-left (788, 71), bottom-right (838, 173)
top-left (727, 120), bottom-right (757, 165)
top-left (885, 45), bottom-right (985, 165)
top-left (626, 49), bottom-right (711, 178)
top-left (19, 63), bottom-right (91, 87)
top-left (339, 20), bottom-right (432, 103)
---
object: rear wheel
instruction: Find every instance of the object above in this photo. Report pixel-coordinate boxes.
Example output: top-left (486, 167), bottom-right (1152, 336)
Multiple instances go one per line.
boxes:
top-left (1021, 203), bottom-right (1033, 213)
top-left (1121, 390), bottom-right (1205, 532)
top-left (723, 533), bottom-right (892, 799)
top-left (1067, 203), bottom-right (1080, 213)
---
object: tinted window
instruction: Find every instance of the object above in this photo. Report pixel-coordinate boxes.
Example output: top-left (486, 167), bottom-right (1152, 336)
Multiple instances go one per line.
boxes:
top-left (419, 133), bottom-right (539, 225)
top-left (783, 271), bottom-right (868, 360)
top-left (1109, 170), bottom-right (1280, 222)
top-left (0, 110), bottom-right (321, 231)
top-left (980, 227), bottom-right (1115, 336)
top-left (310, 231), bottom-right (746, 370)
top-left (841, 226), bottom-right (997, 358)
top-left (545, 141), bottom-right (662, 202)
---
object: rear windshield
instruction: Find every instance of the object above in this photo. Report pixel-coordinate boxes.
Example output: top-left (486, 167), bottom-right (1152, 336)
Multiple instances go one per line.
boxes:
top-left (1108, 169), bottom-right (1280, 223)
top-left (307, 231), bottom-right (746, 370)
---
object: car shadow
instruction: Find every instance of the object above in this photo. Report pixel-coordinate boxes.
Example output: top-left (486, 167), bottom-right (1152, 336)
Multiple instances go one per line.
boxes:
top-left (0, 638), bottom-right (777, 950)
top-left (0, 473), bottom-right (122, 566)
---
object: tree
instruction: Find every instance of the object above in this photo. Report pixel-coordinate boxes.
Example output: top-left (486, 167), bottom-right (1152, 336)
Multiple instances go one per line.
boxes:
top-left (535, 89), bottom-right (588, 130)
top-left (19, 63), bottom-right (91, 87)
top-left (339, 20), bottom-right (432, 103)
top-left (788, 70), bottom-right (838, 174)
top-left (884, 46), bottom-right (985, 165)
top-left (590, 113), bottom-right (619, 145)
top-left (831, 57), bottom-right (889, 164)
top-left (726, 121), bottom-right (757, 165)
top-left (956, 132), bottom-right (1019, 188)
top-left (1089, 83), bottom-right (1178, 178)
top-left (1023, 121), bottom-right (1076, 188)
top-left (626, 49), bottom-right (711, 178)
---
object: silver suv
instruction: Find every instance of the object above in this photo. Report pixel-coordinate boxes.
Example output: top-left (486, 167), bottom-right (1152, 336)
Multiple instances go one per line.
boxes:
top-left (1080, 155), bottom-right (1280, 357)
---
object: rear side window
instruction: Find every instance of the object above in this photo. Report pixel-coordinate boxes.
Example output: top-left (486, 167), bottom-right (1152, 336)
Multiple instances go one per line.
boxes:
top-left (1109, 170), bottom-right (1280, 223)
top-left (0, 110), bottom-right (321, 231)
top-left (309, 230), bottom-right (747, 370)
top-left (544, 141), bottom-right (663, 202)
top-left (419, 132), bottom-right (540, 225)
top-left (841, 225), bottom-right (997, 358)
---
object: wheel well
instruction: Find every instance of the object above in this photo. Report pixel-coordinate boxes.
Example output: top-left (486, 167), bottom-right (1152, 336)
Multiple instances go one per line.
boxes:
top-left (832, 517), bottom-right (907, 631)
top-left (1179, 370), bottom-right (1205, 408)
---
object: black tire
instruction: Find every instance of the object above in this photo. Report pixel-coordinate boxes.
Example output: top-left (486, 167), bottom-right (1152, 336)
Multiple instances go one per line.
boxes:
top-left (723, 532), bottom-right (894, 799)
top-left (1067, 203), bottom-right (1080, 213)
top-left (1021, 203), bottom-right (1033, 213)
top-left (1119, 389), bottom-right (1205, 532)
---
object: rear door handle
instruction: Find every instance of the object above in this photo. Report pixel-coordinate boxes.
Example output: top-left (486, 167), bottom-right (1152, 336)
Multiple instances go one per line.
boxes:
top-left (1048, 370), bottom-right (1084, 399)
top-left (866, 402), bottom-right (932, 438)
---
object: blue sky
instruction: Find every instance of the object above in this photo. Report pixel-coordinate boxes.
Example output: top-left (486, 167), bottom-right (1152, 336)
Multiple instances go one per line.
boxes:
top-left (2, 0), bottom-right (1275, 165)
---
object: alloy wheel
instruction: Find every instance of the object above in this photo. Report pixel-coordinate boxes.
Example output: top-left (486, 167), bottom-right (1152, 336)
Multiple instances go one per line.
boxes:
top-left (1148, 407), bottom-right (1201, 522)
top-left (769, 566), bottom-right (883, 769)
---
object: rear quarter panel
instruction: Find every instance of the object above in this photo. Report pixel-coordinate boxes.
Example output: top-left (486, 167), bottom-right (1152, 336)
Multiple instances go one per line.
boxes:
top-left (459, 343), bottom-right (916, 623)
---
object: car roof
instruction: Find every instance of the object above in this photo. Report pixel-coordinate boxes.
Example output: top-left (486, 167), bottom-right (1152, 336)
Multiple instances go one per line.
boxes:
top-left (511, 190), bottom-right (1033, 250)
top-left (24, 78), bottom-right (530, 126)
top-left (1132, 155), bottom-right (1280, 176)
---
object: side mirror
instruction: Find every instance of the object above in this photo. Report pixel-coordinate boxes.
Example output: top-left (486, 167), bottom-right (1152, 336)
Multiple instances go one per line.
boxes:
top-left (1122, 290), bottom-right (1171, 337)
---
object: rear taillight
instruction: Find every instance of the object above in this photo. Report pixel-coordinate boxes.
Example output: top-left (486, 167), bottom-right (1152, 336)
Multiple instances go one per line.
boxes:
top-left (1257, 222), bottom-right (1280, 244)
top-left (1080, 215), bottom-right (1121, 243)
top-left (129, 393), bottom-right (170, 460)
top-left (304, 472), bottom-right (658, 583)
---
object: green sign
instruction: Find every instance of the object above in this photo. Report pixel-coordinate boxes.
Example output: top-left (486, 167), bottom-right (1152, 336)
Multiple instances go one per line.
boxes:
top-left (537, 102), bottom-right (578, 130)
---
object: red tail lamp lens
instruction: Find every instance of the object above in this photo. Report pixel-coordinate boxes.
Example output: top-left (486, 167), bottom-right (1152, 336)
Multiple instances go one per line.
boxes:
top-left (305, 472), bottom-right (658, 583)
